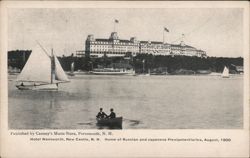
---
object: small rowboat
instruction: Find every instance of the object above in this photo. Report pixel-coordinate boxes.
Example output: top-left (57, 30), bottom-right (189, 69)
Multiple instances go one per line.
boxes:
top-left (96, 117), bottom-right (123, 128)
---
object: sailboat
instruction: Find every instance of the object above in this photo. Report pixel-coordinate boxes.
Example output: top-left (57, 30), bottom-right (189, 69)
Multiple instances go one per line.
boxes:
top-left (68, 62), bottom-right (75, 76)
top-left (16, 46), bottom-right (69, 90)
top-left (145, 69), bottom-right (151, 76)
top-left (222, 66), bottom-right (229, 78)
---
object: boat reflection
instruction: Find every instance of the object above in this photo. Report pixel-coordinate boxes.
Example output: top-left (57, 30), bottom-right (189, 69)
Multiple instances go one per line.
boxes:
top-left (96, 124), bottom-right (122, 130)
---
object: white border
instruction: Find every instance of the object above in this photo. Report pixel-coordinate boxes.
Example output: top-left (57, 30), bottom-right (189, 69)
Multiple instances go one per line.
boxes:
top-left (1, 1), bottom-right (249, 157)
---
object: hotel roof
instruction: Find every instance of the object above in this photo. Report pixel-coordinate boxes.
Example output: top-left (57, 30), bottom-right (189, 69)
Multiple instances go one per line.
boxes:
top-left (171, 44), bottom-right (195, 49)
top-left (95, 38), bottom-right (111, 42)
top-left (95, 38), bottom-right (134, 43)
top-left (140, 41), bottom-right (171, 45)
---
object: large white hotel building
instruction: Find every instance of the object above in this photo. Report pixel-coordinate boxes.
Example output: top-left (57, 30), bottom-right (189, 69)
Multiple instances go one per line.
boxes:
top-left (85, 32), bottom-right (207, 58)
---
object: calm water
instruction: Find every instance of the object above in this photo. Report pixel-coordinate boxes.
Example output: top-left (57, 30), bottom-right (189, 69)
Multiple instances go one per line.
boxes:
top-left (8, 74), bottom-right (243, 129)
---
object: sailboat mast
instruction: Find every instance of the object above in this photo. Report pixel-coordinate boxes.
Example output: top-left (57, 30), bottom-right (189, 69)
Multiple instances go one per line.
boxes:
top-left (51, 48), bottom-right (54, 84)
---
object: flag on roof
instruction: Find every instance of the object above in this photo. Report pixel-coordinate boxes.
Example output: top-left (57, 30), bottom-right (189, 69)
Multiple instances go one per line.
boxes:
top-left (164, 27), bottom-right (169, 32)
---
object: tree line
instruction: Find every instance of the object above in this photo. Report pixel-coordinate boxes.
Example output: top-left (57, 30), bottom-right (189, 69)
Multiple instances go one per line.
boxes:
top-left (8, 50), bottom-right (243, 73)
top-left (58, 53), bottom-right (243, 73)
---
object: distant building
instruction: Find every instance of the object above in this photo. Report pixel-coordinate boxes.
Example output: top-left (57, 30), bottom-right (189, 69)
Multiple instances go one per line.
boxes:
top-left (75, 50), bottom-right (85, 57)
top-left (140, 41), bottom-right (171, 56)
top-left (85, 32), bottom-right (139, 57)
top-left (85, 32), bottom-right (207, 58)
top-left (170, 42), bottom-right (206, 57)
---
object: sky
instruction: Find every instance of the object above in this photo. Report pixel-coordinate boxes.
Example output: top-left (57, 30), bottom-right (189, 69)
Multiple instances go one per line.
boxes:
top-left (8, 8), bottom-right (243, 57)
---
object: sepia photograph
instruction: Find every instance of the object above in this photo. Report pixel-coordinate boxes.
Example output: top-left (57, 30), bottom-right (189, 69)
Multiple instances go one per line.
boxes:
top-left (1, 1), bottom-right (249, 158)
top-left (7, 7), bottom-right (245, 130)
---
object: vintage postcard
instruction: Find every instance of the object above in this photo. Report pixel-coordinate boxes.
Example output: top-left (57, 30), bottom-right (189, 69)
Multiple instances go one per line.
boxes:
top-left (0, 1), bottom-right (249, 157)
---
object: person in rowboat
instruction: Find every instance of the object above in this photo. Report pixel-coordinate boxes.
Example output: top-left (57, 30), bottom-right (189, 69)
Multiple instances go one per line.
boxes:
top-left (96, 108), bottom-right (107, 119)
top-left (108, 108), bottom-right (116, 119)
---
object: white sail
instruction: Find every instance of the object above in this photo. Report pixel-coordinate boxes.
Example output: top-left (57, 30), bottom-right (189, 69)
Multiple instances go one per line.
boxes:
top-left (222, 66), bottom-right (229, 78)
top-left (54, 56), bottom-right (69, 83)
top-left (17, 47), bottom-right (51, 83)
top-left (71, 62), bottom-right (75, 73)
